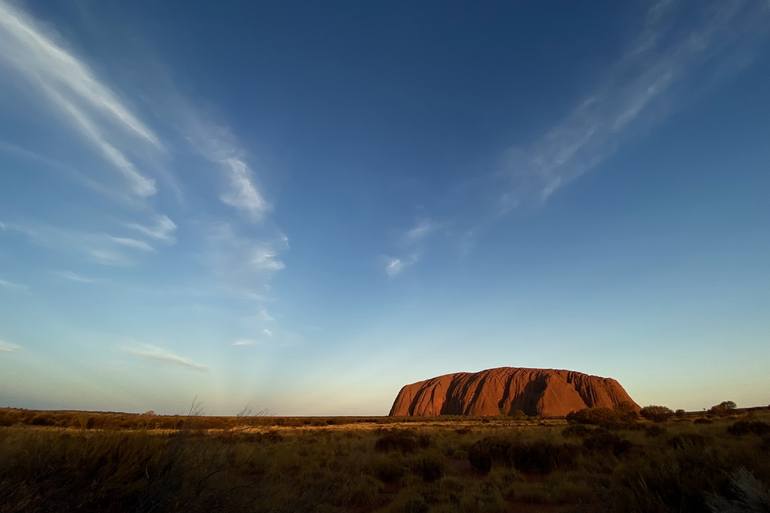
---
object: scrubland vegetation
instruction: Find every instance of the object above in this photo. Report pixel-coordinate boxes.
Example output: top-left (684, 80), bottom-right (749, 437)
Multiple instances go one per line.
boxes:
top-left (1, 406), bottom-right (769, 513)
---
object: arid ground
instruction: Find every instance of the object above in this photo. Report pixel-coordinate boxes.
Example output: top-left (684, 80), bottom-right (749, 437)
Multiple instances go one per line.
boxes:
top-left (1, 407), bottom-right (769, 513)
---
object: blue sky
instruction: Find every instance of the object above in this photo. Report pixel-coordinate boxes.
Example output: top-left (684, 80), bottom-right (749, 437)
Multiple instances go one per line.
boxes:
top-left (1, 0), bottom-right (769, 415)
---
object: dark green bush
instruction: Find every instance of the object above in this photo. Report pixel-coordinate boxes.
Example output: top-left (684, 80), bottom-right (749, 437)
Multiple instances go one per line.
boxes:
top-left (644, 425), bottom-right (667, 438)
top-left (371, 459), bottom-right (405, 484)
top-left (709, 401), bottom-right (737, 416)
top-left (604, 444), bottom-right (734, 513)
top-left (510, 440), bottom-right (578, 474)
top-left (467, 437), bottom-right (577, 475)
top-left (566, 407), bottom-right (637, 429)
top-left (412, 455), bottom-right (444, 482)
top-left (375, 430), bottom-right (418, 453)
top-left (668, 433), bottom-right (707, 449)
top-left (468, 439), bottom-right (494, 474)
top-left (562, 424), bottom-right (593, 438)
top-left (640, 405), bottom-right (674, 423)
top-left (582, 429), bottom-right (633, 456)
top-left (727, 420), bottom-right (770, 436)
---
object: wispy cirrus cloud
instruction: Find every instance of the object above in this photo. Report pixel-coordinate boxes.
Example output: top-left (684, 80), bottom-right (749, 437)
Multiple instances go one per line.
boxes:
top-left (231, 328), bottom-right (281, 348)
top-left (107, 236), bottom-right (155, 252)
top-left (125, 215), bottom-right (177, 243)
top-left (231, 338), bottom-right (258, 347)
top-left (0, 339), bottom-right (21, 352)
top-left (1, 221), bottom-right (161, 266)
top-left (203, 222), bottom-right (288, 297)
top-left (498, 0), bottom-right (770, 209)
top-left (220, 158), bottom-right (271, 222)
top-left (384, 253), bottom-right (420, 278)
top-left (53, 270), bottom-right (96, 283)
top-left (403, 218), bottom-right (438, 244)
top-left (383, 218), bottom-right (438, 277)
top-left (170, 101), bottom-right (272, 222)
top-left (0, 278), bottom-right (28, 292)
top-left (0, 1), bottom-right (162, 197)
top-left (123, 343), bottom-right (207, 371)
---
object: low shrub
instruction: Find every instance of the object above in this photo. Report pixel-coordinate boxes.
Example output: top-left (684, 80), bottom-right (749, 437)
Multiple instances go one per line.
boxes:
top-left (644, 425), bottom-right (667, 438)
top-left (640, 405), bottom-right (674, 423)
top-left (582, 429), bottom-right (633, 456)
top-left (566, 407), bottom-right (637, 429)
top-left (371, 459), bottom-right (405, 484)
top-left (706, 468), bottom-right (770, 513)
top-left (412, 455), bottom-right (444, 482)
top-left (401, 495), bottom-right (429, 513)
top-left (693, 417), bottom-right (712, 425)
top-left (467, 437), bottom-right (577, 475)
top-left (562, 424), bottom-right (593, 438)
top-left (510, 440), bottom-right (579, 474)
top-left (709, 401), bottom-right (737, 417)
top-left (727, 420), bottom-right (770, 436)
top-left (668, 433), bottom-right (707, 449)
top-left (375, 430), bottom-right (428, 453)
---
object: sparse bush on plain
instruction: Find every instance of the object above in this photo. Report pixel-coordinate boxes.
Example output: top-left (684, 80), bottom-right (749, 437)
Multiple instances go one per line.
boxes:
top-left (645, 424), bottom-right (667, 438)
top-left (582, 429), bottom-right (633, 456)
top-left (374, 430), bottom-right (429, 453)
top-left (727, 420), bottom-right (770, 436)
top-left (566, 407), bottom-right (637, 429)
top-left (562, 424), bottom-right (593, 438)
top-left (640, 405), bottom-right (674, 423)
top-left (468, 436), bottom-right (578, 474)
top-left (706, 467), bottom-right (770, 513)
top-left (1, 407), bottom-right (769, 513)
top-left (412, 454), bottom-right (444, 482)
top-left (371, 459), bottom-right (405, 483)
top-left (668, 433), bottom-right (708, 449)
top-left (709, 401), bottom-right (737, 416)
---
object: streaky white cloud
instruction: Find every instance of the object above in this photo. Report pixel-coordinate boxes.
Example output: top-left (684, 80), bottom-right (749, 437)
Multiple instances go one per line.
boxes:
top-left (250, 245), bottom-right (285, 272)
top-left (384, 253), bottom-right (420, 278)
top-left (107, 236), bottom-right (155, 252)
top-left (126, 215), bottom-right (177, 242)
top-left (220, 158), bottom-right (271, 222)
top-left (0, 278), bottom-right (29, 291)
top-left (383, 218), bottom-right (438, 277)
top-left (385, 257), bottom-right (404, 277)
top-left (42, 85), bottom-right (156, 197)
top-left (123, 344), bottom-right (207, 371)
top-left (88, 248), bottom-right (133, 266)
top-left (0, 2), bottom-right (161, 196)
top-left (404, 218), bottom-right (437, 243)
top-left (53, 270), bottom-right (95, 283)
top-left (232, 339), bottom-right (258, 347)
top-left (1, 220), bottom-right (158, 266)
top-left (174, 104), bottom-right (272, 222)
top-left (499, 0), bottom-right (770, 207)
top-left (257, 307), bottom-right (275, 322)
top-left (203, 222), bottom-right (287, 299)
top-left (0, 339), bottom-right (21, 352)
top-left (0, 140), bottom-right (144, 205)
top-left (262, 328), bottom-right (273, 337)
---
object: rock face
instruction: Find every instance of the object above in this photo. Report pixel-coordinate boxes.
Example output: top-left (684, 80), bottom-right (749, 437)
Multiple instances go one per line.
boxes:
top-left (389, 367), bottom-right (638, 417)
